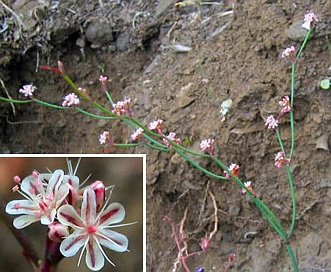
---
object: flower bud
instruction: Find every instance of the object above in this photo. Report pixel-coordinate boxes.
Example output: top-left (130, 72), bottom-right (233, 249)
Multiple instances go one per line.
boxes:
top-left (13, 175), bottom-right (21, 183)
top-left (90, 180), bottom-right (106, 211)
top-left (201, 237), bottom-right (211, 251)
top-left (48, 222), bottom-right (69, 243)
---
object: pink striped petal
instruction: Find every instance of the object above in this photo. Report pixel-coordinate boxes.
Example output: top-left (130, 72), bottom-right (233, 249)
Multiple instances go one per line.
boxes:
top-left (57, 205), bottom-right (84, 228)
top-left (60, 229), bottom-right (87, 257)
top-left (6, 200), bottom-right (38, 215)
top-left (86, 237), bottom-right (104, 271)
top-left (47, 170), bottom-right (64, 193)
top-left (13, 215), bottom-right (40, 229)
top-left (98, 203), bottom-right (125, 226)
top-left (97, 229), bottom-right (128, 252)
top-left (82, 188), bottom-right (96, 225)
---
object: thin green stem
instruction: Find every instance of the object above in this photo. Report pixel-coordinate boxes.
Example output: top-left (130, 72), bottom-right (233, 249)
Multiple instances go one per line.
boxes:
top-left (286, 243), bottom-right (299, 272)
top-left (296, 29), bottom-right (312, 59)
top-left (289, 63), bottom-right (295, 158)
top-left (286, 165), bottom-right (296, 239)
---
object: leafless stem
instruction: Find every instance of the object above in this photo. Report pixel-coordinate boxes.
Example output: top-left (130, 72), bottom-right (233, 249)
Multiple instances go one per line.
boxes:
top-left (0, 197), bottom-right (39, 267)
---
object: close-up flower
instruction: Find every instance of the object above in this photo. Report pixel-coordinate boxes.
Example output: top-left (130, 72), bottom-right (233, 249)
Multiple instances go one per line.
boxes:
top-left (265, 115), bottom-right (279, 129)
top-left (5, 170), bottom-right (69, 229)
top-left (19, 84), bottom-right (36, 97)
top-left (62, 93), bottom-right (80, 107)
top-left (242, 181), bottom-right (253, 195)
top-left (57, 187), bottom-right (129, 271)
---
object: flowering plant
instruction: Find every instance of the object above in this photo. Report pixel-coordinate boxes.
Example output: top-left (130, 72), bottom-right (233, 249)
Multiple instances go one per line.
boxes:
top-left (1, 159), bottom-right (135, 272)
top-left (0, 10), bottom-right (318, 272)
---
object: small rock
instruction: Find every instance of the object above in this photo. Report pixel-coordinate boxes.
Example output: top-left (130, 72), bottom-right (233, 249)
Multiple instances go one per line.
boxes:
top-left (287, 20), bottom-right (309, 42)
top-left (316, 134), bottom-right (329, 151)
top-left (116, 33), bottom-right (131, 52)
top-left (177, 83), bottom-right (196, 108)
top-left (85, 19), bottom-right (114, 46)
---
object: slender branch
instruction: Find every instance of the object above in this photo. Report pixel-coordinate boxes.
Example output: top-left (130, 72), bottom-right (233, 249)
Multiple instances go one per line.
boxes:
top-left (0, 197), bottom-right (39, 267)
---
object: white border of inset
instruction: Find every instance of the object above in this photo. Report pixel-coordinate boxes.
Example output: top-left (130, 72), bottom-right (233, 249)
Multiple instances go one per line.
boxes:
top-left (0, 154), bottom-right (146, 272)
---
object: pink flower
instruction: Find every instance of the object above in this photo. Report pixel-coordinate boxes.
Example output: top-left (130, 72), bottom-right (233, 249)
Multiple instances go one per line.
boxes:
top-left (112, 99), bottom-right (131, 116)
top-left (281, 46), bottom-right (296, 61)
top-left (5, 170), bottom-right (69, 229)
top-left (99, 75), bottom-right (108, 84)
top-left (131, 128), bottom-right (144, 141)
top-left (302, 11), bottom-right (318, 30)
top-left (57, 187), bottom-right (129, 271)
top-left (148, 119), bottom-right (164, 134)
top-left (62, 93), bottom-right (80, 107)
top-left (200, 139), bottom-right (215, 156)
top-left (99, 131), bottom-right (111, 145)
top-left (275, 151), bottom-right (291, 168)
top-left (265, 115), bottom-right (278, 129)
top-left (19, 84), bottom-right (36, 97)
top-left (162, 132), bottom-right (181, 147)
top-left (279, 95), bottom-right (292, 115)
top-left (242, 181), bottom-right (253, 195)
top-left (224, 163), bottom-right (240, 178)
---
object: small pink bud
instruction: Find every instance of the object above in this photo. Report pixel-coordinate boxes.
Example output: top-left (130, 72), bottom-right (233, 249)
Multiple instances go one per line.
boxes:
top-left (229, 253), bottom-right (236, 262)
top-left (163, 215), bottom-right (172, 223)
top-left (12, 185), bottom-right (19, 192)
top-left (32, 170), bottom-right (39, 178)
top-left (48, 222), bottom-right (69, 243)
top-left (13, 175), bottom-right (21, 183)
top-left (90, 180), bottom-right (106, 211)
top-left (201, 237), bottom-right (211, 251)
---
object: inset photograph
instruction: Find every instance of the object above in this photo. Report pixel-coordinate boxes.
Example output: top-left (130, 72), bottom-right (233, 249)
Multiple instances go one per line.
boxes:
top-left (0, 156), bottom-right (144, 272)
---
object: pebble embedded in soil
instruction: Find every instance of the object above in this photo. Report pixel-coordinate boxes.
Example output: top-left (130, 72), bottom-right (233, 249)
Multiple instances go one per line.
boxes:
top-left (287, 20), bottom-right (309, 42)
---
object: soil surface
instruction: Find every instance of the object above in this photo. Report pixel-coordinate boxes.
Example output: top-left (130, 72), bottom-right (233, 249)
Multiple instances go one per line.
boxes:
top-left (1, 0), bottom-right (331, 271)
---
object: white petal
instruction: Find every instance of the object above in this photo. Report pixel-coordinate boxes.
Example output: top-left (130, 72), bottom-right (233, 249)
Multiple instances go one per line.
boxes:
top-left (98, 203), bottom-right (125, 226)
top-left (86, 237), bottom-right (104, 271)
top-left (60, 230), bottom-right (87, 257)
top-left (13, 215), bottom-right (39, 229)
top-left (63, 174), bottom-right (80, 190)
top-left (40, 208), bottom-right (56, 225)
top-left (57, 204), bottom-right (83, 228)
top-left (55, 184), bottom-right (69, 207)
top-left (47, 169), bottom-right (64, 193)
top-left (6, 200), bottom-right (38, 215)
top-left (97, 229), bottom-right (128, 252)
top-left (82, 188), bottom-right (97, 225)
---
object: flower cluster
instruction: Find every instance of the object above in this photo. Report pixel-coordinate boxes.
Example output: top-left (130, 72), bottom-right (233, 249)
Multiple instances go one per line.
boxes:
top-left (6, 166), bottom-right (131, 271)
top-left (112, 99), bottom-right (131, 116)
top-left (200, 139), bottom-right (215, 156)
top-left (275, 151), bottom-right (291, 168)
top-left (265, 115), bottom-right (279, 129)
top-left (162, 132), bottom-right (181, 147)
top-left (131, 127), bottom-right (144, 141)
top-left (281, 46), bottom-right (296, 61)
top-left (62, 93), bottom-right (80, 107)
top-left (224, 163), bottom-right (240, 179)
top-left (99, 131), bottom-right (111, 145)
top-left (302, 11), bottom-right (318, 30)
top-left (19, 84), bottom-right (36, 97)
top-left (279, 95), bottom-right (292, 115)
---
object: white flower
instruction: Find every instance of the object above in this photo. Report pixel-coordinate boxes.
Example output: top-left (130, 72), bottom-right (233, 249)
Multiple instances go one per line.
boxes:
top-left (6, 170), bottom-right (69, 229)
top-left (19, 84), bottom-right (36, 97)
top-left (302, 12), bottom-right (318, 30)
top-left (62, 93), bottom-right (80, 107)
top-left (57, 187), bottom-right (129, 271)
top-left (99, 131), bottom-right (110, 145)
top-left (265, 115), bottom-right (278, 129)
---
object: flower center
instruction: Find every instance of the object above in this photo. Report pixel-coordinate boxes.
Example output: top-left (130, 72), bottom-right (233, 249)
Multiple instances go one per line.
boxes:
top-left (88, 225), bottom-right (98, 234)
